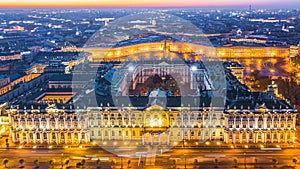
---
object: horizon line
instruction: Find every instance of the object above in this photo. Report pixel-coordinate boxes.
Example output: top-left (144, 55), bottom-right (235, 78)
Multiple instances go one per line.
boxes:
top-left (0, 5), bottom-right (298, 10)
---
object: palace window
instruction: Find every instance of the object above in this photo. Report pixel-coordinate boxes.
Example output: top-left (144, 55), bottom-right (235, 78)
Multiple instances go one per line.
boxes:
top-left (258, 124), bottom-right (262, 128)
top-left (191, 131), bottom-right (194, 137)
top-left (118, 114), bottom-right (122, 120)
top-left (242, 133), bottom-right (246, 139)
top-left (258, 134), bottom-right (261, 139)
top-left (212, 114), bottom-right (216, 120)
top-left (197, 114), bottom-right (202, 120)
top-left (190, 114), bottom-right (195, 120)
top-left (104, 114), bottom-right (108, 120)
top-left (267, 133), bottom-right (271, 139)
top-left (112, 131), bottom-right (115, 136)
top-left (249, 133), bottom-right (253, 139)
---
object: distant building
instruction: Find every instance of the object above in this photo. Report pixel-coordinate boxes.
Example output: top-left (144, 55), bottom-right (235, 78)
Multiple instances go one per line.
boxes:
top-left (44, 63), bottom-right (69, 74)
top-left (0, 53), bottom-right (21, 61)
top-left (0, 103), bottom-right (9, 137)
top-left (0, 75), bottom-right (10, 88)
top-left (223, 61), bottom-right (244, 83)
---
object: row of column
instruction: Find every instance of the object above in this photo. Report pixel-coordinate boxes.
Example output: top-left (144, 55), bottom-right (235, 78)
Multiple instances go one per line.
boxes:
top-left (224, 131), bottom-right (295, 143)
top-left (12, 131), bottom-right (90, 144)
top-left (225, 116), bottom-right (296, 130)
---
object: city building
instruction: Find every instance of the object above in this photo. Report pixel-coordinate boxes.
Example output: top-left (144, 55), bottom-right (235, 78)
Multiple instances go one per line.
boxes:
top-left (8, 104), bottom-right (90, 144)
top-left (5, 60), bottom-right (297, 145)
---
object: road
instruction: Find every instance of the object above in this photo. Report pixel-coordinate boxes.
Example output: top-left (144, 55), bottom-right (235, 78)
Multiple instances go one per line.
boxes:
top-left (0, 146), bottom-right (299, 169)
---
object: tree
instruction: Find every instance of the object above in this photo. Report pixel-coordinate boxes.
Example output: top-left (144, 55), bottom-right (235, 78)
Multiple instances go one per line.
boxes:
top-left (81, 159), bottom-right (86, 168)
top-left (272, 158), bottom-right (278, 168)
top-left (96, 159), bottom-right (101, 169)
top-left (64, 159), bottom-right (70, 168)
top-left (193, 159), bottom-right (199, 169)
top-left (127, 160), bottom-right (131, 168)
top-left (34, 159), bottom-right (39, 168)
top-left (111, 159), bottom-right (116, 169)
top-left (293, 157), bottom-right (298, 167)
top-left (233, 158), bottom-right (238, 168)
top-left (253, 157), bottom-right (258, 168)
top-left (19, 159), bottom-right (25, 168)
top-left (3, 159), bottom-right (8, 168)
top-left (213, 158), bottom-right (219, 168)
top-left (49, 159), bottom-right (55, 169)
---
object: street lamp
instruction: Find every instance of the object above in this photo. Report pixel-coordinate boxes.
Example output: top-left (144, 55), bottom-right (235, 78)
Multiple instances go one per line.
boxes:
top-left (61, 153), bottom-right (64, 169)
top-left (244, 152), bottom-right (247, 169)
top-left (120, 156), bottom-right (123, 169)
top-left (184, 154), bottom-right (187, 169)
top-left (244, 145), bottom-right (248, 169)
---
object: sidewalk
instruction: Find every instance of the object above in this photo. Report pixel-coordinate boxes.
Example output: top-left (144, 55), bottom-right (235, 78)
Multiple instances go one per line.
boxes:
top-left (1, 136), bottom-right (300, 150)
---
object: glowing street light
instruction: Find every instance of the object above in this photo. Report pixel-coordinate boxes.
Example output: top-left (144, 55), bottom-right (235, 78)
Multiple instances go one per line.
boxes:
top-left (128, 66), bottom-right (135, 72)
top-left (191, 66), bottom-right (197, 71)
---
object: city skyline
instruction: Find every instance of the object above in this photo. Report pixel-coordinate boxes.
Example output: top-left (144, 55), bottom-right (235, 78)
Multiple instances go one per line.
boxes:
top-left (0, 0), bottom-right (300, 8)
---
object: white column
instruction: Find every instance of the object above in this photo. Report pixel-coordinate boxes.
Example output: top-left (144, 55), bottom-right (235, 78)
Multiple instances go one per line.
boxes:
top-left (26, 133), bottom-right (29, 143)
top-left (263, 117), bottom-right (267, 129)
top-left (78, 132), bottom-right (82, 143)
top-left (254, 117), bottom-right (258, 129)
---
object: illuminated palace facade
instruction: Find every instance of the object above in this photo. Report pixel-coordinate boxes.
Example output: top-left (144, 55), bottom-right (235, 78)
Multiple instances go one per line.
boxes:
top-left (6, 59), bottom-right (297, 145)
top-left (87, 42), bottom-right (293, 62)
top-left (8, 105), bottom-right (90, 144)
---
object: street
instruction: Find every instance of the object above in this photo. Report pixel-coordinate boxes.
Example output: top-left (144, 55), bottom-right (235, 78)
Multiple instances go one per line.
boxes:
top-left (0, 146), bottom-right (299, 169)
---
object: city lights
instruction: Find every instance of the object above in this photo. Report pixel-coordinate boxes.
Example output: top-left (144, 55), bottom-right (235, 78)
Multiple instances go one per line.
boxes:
top-left (0, 4), bottom-right (299, 169)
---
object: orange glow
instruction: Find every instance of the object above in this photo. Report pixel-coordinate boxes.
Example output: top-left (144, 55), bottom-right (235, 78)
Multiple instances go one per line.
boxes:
top-left (0, 0), bottom-right (267, 8)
